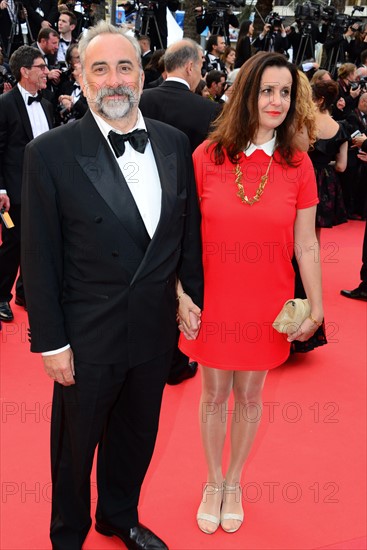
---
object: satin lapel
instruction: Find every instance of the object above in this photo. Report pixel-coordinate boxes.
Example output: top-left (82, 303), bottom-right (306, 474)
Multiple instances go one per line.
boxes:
top-left (131, 119), bottom-right (177, 283)
top-left (40, 98), bottom-right (53, 129)
top-left (13, 87), bottom-right (33, 141)
top-left (75, 112), bottom-right (150, 252)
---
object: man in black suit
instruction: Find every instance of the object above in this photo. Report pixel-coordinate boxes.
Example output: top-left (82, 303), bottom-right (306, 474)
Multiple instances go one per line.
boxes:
top-left (0, 45), bottom-right (53, 322)
top-left (23, 0), bottom-right (58, 40)
top-left (139, 38), bottom-right (221, 152)
top-left (21, 21), bottom-right (203, 550)
top-left (341, 133), bottom-right (367, 301)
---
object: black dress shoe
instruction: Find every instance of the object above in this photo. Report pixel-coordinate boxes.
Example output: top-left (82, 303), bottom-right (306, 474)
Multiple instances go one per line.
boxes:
top-left (167, 361), bottom-right (198, 385)
top-left (15, 295), bottom-right (27, 310)
top-left (95, 521), bottom-right (168, 549)
top-left (0, 301), bottom-right (14, 322)
top-left (340, 287), bottom-right (367, 301)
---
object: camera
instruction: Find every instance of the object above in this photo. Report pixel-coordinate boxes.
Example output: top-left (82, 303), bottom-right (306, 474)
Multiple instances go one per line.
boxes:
top-left (351, 77), bottom-right (367, 92)
top-left (52, 61), bottom-right (70, 73)
top-left (0, 66), bottom-right (17, 94)
top-left (207, 0), bottom-right (246, 9)
top-left (294, 2), bottom-right (321, 23)
top-left (265, 11), bottom-right (285, 31)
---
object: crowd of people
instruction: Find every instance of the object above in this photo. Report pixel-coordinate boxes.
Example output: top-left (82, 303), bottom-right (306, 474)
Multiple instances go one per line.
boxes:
top-left (0, 8), bottom-right (366, 550)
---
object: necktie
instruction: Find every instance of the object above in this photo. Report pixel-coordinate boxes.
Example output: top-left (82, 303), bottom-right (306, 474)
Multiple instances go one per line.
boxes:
top-left (108, 129), bottom-right (149, 158)
top-left (28, 92), bottom-right (42, 105)
top-left (60, 38), bottom-right (70, 46)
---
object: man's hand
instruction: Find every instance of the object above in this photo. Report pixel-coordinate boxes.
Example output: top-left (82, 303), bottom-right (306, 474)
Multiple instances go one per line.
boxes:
top-left (263, 23), bottom-right (271, 34)
top-left (43, 348), bottom-right (75, 386)
top-left (352, 134), bottom-right (367, 148)
top-left (41, 20), bottom-right (52, 28)
top-left (0, 193), bottom-right (10, 211)
top-left (357, 150), bottom-right (367, 162)
top-left (48, 69), bottom-right (61, 85)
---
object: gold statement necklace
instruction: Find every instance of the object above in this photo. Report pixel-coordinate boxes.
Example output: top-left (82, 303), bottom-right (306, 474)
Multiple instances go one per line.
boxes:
top-left (234, 155), bottom-right (273, 206)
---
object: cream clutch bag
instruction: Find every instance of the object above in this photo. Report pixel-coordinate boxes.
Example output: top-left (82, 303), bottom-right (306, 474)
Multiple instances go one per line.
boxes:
top-left (273, 299), bottom-right (311, 335)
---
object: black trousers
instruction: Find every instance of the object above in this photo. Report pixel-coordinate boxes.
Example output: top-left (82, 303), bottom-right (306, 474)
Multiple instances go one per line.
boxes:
top-left (0, 204), bottom-right (21, 302)
top-left (50, 349), bottom-right (173, 550)
top-left (360, 221), bottom-right (367, 289)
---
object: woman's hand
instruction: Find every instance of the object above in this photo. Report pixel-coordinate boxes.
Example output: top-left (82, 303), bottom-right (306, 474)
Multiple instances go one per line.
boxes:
top-left (287, 315), bottom-right (323, 343)
top-left (176, 288), bottom-right (202, 340)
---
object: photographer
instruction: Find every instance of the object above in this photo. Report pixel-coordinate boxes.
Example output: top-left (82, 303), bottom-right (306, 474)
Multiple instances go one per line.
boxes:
top-left (0, 0), bottom-right (27, 58)
top-left (323, 22), bottom-right (359, 76)
top-left (253, 17), bottom-right (288, 55)
top-left (56, 62), bottom-right (86, 125)
top-left (0, 46), bottom-right (16, 92)
top-left (286, 20), bottom-right (327, 65)
top-left (332, 62), bottom-right (361, 120)
top-left (195, 3), bottom-right (239, 46)
top-left (348, 23), bottom-right (367, 65)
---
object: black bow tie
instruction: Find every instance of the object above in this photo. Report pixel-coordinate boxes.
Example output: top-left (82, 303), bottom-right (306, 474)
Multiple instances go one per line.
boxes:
top-left (108, 129), bottom-right (149, 158)
top-left (60, 38), bottom-right (70, 45)
top-left (28, 92), bottom-right (42, 105)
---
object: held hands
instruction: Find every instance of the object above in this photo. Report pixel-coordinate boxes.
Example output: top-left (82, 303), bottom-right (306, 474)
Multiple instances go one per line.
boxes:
top-left (177, 291), bottom-right (201, 341)
top-left (43, 348), bottom-right (75, 386)
top-left (0, 193), bottom-right (10, 211)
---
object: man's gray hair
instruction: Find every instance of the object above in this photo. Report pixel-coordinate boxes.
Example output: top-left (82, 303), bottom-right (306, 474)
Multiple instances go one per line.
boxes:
top-left (164, 39), bottom-right (201, 73)
top-left (78, 21), bottom-right (142, 70)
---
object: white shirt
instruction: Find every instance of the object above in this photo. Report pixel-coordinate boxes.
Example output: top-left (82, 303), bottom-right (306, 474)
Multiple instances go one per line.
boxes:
top-left (244, 134), bottom-right (276, 157)
top-left (17, 83), bottom-right (50, 138)
top-left (165, 77), bottom-right (190, 89)
top-left (92, 109), bottom-right (162, 238)
top-left (43, 108), bottom-right (162, 356)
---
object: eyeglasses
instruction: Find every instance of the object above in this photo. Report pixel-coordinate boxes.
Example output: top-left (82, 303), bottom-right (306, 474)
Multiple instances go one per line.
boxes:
top-left (31, 63), bottom-right (48, 71)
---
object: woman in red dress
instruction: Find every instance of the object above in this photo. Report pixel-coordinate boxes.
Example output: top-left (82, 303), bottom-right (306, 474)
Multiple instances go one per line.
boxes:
top-left (178, 52), bottom-right (324, 535)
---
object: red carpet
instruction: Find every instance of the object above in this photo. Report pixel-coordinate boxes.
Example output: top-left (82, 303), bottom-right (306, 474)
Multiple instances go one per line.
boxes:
top-left (1, 221), bottom-right (366, 550)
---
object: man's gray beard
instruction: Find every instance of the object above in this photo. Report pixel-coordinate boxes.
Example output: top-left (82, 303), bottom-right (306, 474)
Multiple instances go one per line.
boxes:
top-left (95, 85), bottom-right (140, 120)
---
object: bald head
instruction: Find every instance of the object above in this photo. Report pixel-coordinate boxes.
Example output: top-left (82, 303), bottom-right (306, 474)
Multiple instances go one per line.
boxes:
top-left (358, 92), bottom-right (367, 113)
top-left (163, 39), bottom-right (203, 91)
top-left (164, 39), bottom-right (201, 73)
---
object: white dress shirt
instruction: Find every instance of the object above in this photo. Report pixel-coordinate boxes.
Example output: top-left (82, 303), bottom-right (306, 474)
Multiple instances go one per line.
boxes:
top-left (17, 83), bottom-right (50, 138)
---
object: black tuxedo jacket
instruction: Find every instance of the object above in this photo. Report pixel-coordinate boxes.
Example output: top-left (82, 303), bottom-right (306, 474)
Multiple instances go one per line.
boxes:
top-left (21, 111), bottom-right (203, 365)
top-left (139, 80), bottom-right (221, 152)
top-left (23, 0), bottom-right (58, 39)
top-left (0, 86), bottom-right (53, 204)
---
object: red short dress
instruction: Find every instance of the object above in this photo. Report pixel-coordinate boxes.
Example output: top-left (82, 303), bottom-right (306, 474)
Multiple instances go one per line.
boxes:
top-left (180, 142), bottom-right (319, 371)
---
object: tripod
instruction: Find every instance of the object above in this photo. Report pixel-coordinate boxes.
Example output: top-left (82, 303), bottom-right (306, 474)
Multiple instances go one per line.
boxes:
top-left (293, 29), bottom-right (314, 66)
top-left (136, 4), bottom-right (164, 50)
top-left (207, 9), bottom-right (229, 45)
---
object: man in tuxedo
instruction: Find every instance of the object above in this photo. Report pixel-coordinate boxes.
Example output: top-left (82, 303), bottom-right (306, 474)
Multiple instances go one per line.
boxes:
top-left (341, 134), bottom-right (367, 301)
top-left (0, 45), bottom-right (53, 322)
top-left (23, 0), bottom-right (58, 39)
top-left (139, 38), bottom-right (220, 385)
top-left (56, 10), bottom-right (77, 62)
top-left (21, 21), bottom-right (203, 550)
